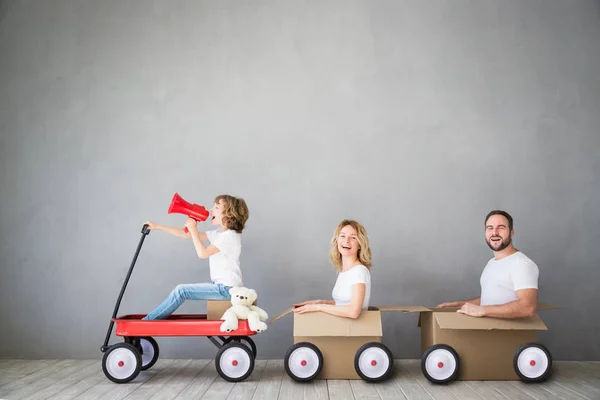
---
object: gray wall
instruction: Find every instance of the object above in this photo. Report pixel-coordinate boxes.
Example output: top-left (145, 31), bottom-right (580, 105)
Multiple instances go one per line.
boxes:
top-left (1, 0), bottom-right (599, 361)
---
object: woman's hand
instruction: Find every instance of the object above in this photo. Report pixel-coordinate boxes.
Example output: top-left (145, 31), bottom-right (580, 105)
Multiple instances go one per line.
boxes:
top-left (293, 304), bottom-right (321, 314)
top-left (293, 300), bottom-right (322, 307)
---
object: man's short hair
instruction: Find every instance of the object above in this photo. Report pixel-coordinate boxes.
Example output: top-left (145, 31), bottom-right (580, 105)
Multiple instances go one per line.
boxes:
top-left (485, 210), bottom-right (514, 231)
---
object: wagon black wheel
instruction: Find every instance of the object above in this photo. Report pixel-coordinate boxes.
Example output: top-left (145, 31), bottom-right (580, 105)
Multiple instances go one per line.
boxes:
top-left (224, 336), bottom-right (257, 359)
top-left (138, 337), bottom-right (159, 370)
top-left (215, 342), bottom-right (254, 382)
top-left (102, 343), bottom-right (141, 384)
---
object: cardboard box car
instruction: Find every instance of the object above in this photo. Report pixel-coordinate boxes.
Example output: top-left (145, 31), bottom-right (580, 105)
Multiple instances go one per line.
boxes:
top-left (271, 304), bottom-right (556, 381)
top-left (270, 306), bottom-right (423, 379)
top-left (377, 303), bottom-right (558, 381)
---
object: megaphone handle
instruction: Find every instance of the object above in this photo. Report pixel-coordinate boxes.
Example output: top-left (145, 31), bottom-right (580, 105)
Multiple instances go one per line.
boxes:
top-left (183, 226), bottom-right (189, 233)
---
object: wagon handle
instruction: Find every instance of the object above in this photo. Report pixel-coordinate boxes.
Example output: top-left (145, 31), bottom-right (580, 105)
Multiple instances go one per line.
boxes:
top-left (101, 224), bottom-right (151, 352)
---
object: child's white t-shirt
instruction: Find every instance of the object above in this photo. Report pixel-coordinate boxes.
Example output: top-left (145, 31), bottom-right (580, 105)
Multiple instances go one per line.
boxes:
top-left (331, 264), bottom-right (371, 310)
top-left (205, 229), bottom-right (244, 287)
top-left (480, 251), bottom-right (539, 306)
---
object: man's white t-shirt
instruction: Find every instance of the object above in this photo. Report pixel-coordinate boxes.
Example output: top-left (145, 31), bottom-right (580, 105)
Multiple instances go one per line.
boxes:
top-left (480, 251), bottom-right (539, 306)
top-left (205, 229), bottom-right (244, 287)
top-left (332, 265), bottom-right (371, 310)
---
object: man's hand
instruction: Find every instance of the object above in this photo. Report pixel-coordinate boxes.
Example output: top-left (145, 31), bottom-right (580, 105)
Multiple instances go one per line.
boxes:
top-left (184, 218), bottom-right (198, 233)
top-left (457, 302), bottom-right (486, 317)
top-left (292, 304), bottom-right (321, 314)
top-left (437, 301), bottom-right (464, 308)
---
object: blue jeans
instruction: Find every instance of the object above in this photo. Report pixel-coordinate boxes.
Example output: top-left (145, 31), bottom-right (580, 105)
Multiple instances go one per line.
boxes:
top-left (142, 283), bottom-right (231, 320)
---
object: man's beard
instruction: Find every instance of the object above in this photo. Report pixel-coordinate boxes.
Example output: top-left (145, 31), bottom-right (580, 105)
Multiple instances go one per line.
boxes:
top-left (486, 235), bottom-right (511, 251)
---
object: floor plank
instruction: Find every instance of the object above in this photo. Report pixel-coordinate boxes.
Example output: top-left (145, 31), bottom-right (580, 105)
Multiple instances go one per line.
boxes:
top-left (484, 381), bottom-right (537, 400)
top-left (327, 379), bottom-right (356, 400)
top-left (252, 359), bottom-right (284, 400)
top-left (25, 361), bottom-right (100, 400)
top-left (277, 371), bottom-right (305, 400)
top-left (150, 359), bottom-right (211, 400)
top-left (226, 359), bottom-right (268, 400)
top-left (173, 360), bottom-right (219, 399)
top-left (391, 360), bottom-right (432, 400)
top-left (74, 359), bottom-right (175, 400)
top-left (399, 360), bottom-right (457, 400)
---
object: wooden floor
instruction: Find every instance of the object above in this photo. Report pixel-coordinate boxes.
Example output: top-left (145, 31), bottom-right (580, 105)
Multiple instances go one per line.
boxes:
top-left (0, 359), bottom-right (598, 400)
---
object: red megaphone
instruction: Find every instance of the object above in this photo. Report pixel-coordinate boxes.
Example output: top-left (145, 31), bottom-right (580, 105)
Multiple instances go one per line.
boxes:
top-left (168, 193), bottom-right (210, 233)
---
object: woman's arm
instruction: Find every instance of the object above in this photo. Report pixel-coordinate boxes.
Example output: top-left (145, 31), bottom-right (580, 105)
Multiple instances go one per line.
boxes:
top-left (293, 300), bottom-right (335, 307)
top-left (293, 283), bottom-right (366, 319)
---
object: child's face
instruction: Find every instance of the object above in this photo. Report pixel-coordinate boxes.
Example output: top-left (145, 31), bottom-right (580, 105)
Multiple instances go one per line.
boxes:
top-left (210, 199), bottom-right (226, 227)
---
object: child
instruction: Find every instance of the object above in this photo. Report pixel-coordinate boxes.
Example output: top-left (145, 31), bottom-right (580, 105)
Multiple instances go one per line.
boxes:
top-left (142, 194), bottom-right (249, 320)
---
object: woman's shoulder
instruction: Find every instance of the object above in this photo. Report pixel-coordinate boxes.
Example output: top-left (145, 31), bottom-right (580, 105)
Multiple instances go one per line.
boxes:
top-left (349, 264), bottom-right (371, 277)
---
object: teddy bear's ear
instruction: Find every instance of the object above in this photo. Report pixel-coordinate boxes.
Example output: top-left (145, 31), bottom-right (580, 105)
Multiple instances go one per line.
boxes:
top-left (248, 289), bottom-right (257, 302)
top-left (229, 287), bottom-right (238, 296)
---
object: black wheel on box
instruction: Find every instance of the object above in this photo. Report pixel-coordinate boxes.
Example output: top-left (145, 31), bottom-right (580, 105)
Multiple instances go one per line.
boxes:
top-left (284, 342), bottom-right (323, 382)
top-left (102, 343), bottom-right (142, 384)
top-left (514, 342), bottom-right (553, 383)
top-left (354, 342), bottom-right (394, 382)
top-left (421, 344), bottom-right (460, 384)
top-left (215, 342), bottom-right (255, 382)
top-left (224, 336), bottom-right (257, 359)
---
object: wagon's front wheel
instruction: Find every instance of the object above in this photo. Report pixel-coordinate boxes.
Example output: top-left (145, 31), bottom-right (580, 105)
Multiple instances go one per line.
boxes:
top-left (216, 342), bottom-right (254, 382)
top-left (102, 343), bottom-right (142, 383)
top-left (514, 343), bottom-right (552, 383)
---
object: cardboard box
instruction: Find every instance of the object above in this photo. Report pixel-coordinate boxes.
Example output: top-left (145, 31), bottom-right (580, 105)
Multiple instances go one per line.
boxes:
top-left (271, 304), bottom-right (556, 381)
top-left (207, 300), bottom-right (257, 321)
top-left (271, 306), bottom-right (409, 379)
top-left (379, 303), bottom-right (558, 381)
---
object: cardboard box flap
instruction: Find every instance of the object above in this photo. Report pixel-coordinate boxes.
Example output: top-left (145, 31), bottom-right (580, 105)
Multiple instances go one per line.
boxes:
top-left (294, 311), bottom-right (382, 337)
top-left (376, 305), bottom-right (432, 312)
top-left (537, 303), bottom-right (560, 311)
top-left (434, 313), bottom-right (548, 331)
top-left (269, 308), bottom-right (293, 324)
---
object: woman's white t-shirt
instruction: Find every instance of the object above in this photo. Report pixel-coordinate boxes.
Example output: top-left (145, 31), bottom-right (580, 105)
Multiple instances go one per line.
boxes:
top-left (205, 229), bottom-right (244, 287)
top-left (331, 264), bottom-right (371, 310)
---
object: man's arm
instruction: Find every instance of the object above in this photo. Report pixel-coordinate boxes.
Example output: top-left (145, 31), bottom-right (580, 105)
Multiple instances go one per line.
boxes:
top-left (458, 289), bottom-right (538, 318)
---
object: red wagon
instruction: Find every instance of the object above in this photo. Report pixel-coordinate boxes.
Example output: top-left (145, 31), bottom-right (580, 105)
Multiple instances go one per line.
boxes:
top-left (100, 225), bottom-right (257, 384)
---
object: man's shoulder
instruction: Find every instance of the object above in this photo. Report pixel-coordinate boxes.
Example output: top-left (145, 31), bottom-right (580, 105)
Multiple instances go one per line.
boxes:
top-left (511, 252), bottom-right (539, 271)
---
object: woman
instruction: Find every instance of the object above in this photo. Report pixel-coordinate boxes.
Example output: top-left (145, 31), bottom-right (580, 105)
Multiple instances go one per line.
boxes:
top-left (293, 219), bottom-right (371, 319)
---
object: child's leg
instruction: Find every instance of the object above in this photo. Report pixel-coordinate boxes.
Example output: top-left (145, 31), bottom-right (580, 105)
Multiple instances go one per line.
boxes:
top-left (142, 283), bottom-right (231, 320)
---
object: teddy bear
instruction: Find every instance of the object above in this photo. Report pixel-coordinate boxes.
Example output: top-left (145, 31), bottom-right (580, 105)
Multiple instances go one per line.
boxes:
top-left (220, 287), bottom-right (269, 333)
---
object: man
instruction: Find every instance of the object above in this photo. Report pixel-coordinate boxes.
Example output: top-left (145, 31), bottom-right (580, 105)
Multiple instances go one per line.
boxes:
top-left (438, 210), bottom-right (539, 318)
